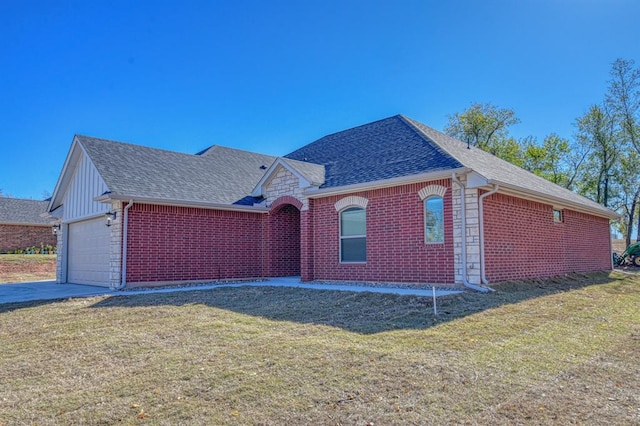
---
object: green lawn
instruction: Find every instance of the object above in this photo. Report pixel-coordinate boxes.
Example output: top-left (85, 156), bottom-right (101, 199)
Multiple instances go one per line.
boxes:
top-left (0, 271), bottom-right (638, 425)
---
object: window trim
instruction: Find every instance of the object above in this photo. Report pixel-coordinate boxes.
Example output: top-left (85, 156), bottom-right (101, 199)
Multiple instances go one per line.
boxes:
top-left (553, 209), bottom-right (564, 223)
top-left (339, 206), bottom-right (367, 263)
top-left (424, 195), bottom-right (445, 244)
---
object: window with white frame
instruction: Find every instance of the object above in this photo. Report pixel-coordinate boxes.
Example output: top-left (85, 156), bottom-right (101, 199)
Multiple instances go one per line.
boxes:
top-left (424, 196), bottom-right (444, 243)
top-left (340, 207), bottom-right (366, 262)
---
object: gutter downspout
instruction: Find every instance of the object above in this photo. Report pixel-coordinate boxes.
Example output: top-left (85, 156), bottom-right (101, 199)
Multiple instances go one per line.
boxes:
top-left (116, 200), bottom-right (134, 290)
top-left (609, 222), bottom-right (614, 271)
top-left (451, 173), bottom-right (491, 293)
top-left (479, 184), bottom-right (500, 287)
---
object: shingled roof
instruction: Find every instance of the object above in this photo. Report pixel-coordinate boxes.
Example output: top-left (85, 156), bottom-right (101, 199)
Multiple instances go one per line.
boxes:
top-left (400, 115), bottom-right (616, 218)
top-left (50, 115), bottom-right (615, 219)
top-left (285, 114), bottom-right (616, 218)
top-left (62, 136), bottom-right (276, 206)
top-left (285, 115), bottom-right (463, 187)
top-left (0, 198), bottom-right (51, 225)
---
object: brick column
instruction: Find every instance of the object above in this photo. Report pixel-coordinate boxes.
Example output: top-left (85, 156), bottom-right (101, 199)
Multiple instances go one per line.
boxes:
top-left (300, 208), bottom-right (314, 282)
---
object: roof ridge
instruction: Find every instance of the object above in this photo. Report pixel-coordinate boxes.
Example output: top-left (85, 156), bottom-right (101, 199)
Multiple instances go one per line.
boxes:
top-left (397, 115), bottom-right (465, 166)
top-left (204, 144), bottom-right (276, 158)
top-left (289, 114), bottom-right (405, 149)
top-left (0, 196), bottom-right (48, 203)
top-left (76, 134), bottom-right (210, 160)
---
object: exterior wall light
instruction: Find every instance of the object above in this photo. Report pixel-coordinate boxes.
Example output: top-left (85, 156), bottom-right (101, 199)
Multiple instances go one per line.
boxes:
top-left (52, 224), bottom-right (61, 235)
top-left (105, 211), bottom-right (117, 227)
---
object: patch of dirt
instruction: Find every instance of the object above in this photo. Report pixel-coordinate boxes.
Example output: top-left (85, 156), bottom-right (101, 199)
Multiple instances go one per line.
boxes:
top-left (0, 255), bottom-right (57, 283)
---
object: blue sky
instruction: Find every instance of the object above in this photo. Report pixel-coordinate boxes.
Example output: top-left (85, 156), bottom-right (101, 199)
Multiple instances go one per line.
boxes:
top-left (1, 0), bottom-right (638, 200)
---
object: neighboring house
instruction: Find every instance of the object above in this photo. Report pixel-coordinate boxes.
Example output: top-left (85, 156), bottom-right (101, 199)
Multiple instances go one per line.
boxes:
top-left (46, 115), bottom-right (617, 290)
top-left (0, 197), bottom-right (57, 252)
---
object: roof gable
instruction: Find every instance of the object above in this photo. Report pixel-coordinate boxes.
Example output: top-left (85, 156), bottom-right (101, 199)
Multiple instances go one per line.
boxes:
top-left (78, 136), bottom-right (273, 204)
top-left (251, 158), bottom-right (325, 197)
top-left (284, 115), bottom-right (464, 188)
top-left (52, 136), bottom-right (276, 208)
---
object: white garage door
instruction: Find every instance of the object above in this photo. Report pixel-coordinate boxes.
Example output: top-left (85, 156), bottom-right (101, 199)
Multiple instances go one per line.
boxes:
top-left (68, 217), bottom-right (111, 287)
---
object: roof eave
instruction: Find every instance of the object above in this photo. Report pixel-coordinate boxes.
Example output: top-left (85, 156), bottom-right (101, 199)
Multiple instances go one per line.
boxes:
top-left (483, 179), bottom-right (620, 219)
top-left (0, 222), bottom-right (51, 227)
top-left (95, 194), bottom-right (269, 214)
top-left (305, 167), bottom-right (471, 198)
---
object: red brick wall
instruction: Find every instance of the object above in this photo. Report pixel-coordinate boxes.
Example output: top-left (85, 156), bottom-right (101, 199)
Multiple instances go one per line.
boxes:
top-left (0, 224), bottom-right (57, 252)
top-left (267, 204), bottom-right (301, 276)
top-left (483, 193), bottom-right (611, 282)
top-left (306, 179), bottom-right (455, 285)
top-left (126, 204), bottom-right (267, 283)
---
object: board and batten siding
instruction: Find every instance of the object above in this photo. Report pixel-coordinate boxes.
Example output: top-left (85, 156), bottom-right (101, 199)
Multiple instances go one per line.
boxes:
top-left (62, 153), bottom-right (110, 221)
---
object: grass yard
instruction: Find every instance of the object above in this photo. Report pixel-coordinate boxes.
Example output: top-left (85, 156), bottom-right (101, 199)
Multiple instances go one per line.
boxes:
top-left (0, 254), bottom-right (56, 283)
top-left (0, 271), bottom-right (639, 425)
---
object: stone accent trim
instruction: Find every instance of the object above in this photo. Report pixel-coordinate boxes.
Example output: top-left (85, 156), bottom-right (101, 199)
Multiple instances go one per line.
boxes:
top-left (452, 176), bottom-right (481, 285)
top-left (264, 165), bottom-right (308, 211)
top-left (418, 184), bottom-right (447, 200)
top-left (334, 196), bottom-right (368, 212)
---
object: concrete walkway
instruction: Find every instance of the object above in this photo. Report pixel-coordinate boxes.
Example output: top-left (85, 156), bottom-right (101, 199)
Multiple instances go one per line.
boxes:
top-left (0, 277), bottom-right (463, 304)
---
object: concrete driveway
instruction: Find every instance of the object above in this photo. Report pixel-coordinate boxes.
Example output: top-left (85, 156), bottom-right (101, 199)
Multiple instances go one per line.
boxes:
top-left (0, 281), bottom-right (116, 304)
top-left (0, 277), bottom-right (463, 304)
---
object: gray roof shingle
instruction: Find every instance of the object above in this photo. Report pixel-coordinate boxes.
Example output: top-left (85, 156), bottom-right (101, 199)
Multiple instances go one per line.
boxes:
top-left (64, 114), bottom-right (614, 218)
top-left (284, 115), bottom-right (464, 187)
top-left (280, 158), bottom-right (326, 186)
top-left (284, 114), bottom-right (615, 217)
top-left (401, 116), bottom-right (615, 217)
top-left (77, 136), bottom-right (275, 205)
top-left (0, 198), bottom-right (51, 225)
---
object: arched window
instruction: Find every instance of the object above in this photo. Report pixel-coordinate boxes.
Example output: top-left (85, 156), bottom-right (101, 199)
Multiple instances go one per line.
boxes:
top-left (340, 207), bottom-right (366, 262)
top-left (424, 196), bottom-right (444, 243)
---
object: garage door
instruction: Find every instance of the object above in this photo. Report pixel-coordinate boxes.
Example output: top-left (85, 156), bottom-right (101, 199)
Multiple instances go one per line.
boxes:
top-left (68, 217), bottom-right (111, 287)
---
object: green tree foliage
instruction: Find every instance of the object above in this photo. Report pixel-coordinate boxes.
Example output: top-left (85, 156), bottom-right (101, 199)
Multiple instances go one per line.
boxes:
top-left (444, 102), bottom-right (520, 154)
top-left (445, 58), bottom-right (640, 239)
top-left (574, 105), bottom-right (619, 207)
top-left (605, 58), bottom-right (640, 243)
top-left (615, 151), bottom-right (640, 246)
top-left (606, 58), bottom-right (640, 154)
top-left (522, 134), bottom-right (573, 186)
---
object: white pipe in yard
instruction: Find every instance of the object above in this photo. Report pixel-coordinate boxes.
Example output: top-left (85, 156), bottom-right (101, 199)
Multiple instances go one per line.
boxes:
top-left (432, 286), bottom-right (438, 316)
top-left (479, 184), bottom-right (500, 286)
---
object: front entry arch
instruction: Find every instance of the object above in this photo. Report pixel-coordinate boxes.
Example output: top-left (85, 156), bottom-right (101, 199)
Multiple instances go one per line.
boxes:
top-left (268, 201), bottom-right (301, 277)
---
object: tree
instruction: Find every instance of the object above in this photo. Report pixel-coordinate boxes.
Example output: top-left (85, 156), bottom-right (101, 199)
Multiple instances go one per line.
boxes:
top-left (606, 58), bottom-right (640, 154)
top-left (574, 105), bottom-right (619, 207)
top-left (606, 58), bottom-right (640, 242)
top-left (522, 134), bottom-right (573, 186)
top-left (444, 102), bottom-right (521, 156)
top-left (614, 150), bottom-right (640, 246)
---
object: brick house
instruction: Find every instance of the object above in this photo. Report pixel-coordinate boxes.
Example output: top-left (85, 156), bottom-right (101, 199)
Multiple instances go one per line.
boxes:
top-left (0, 197), bottom-right (57, 252)
top-left (46, 115), bottom-right (617, 290)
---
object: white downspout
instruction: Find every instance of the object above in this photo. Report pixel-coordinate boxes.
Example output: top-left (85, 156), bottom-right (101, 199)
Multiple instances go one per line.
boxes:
top-left (452, 173), bottom-right (491, 293)
top-left (479, 184), bottom-right (500, 286)
top-left (116, 200), bottom-right (134, 290)
top-left (609, 222), bottom-right (614, 270)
